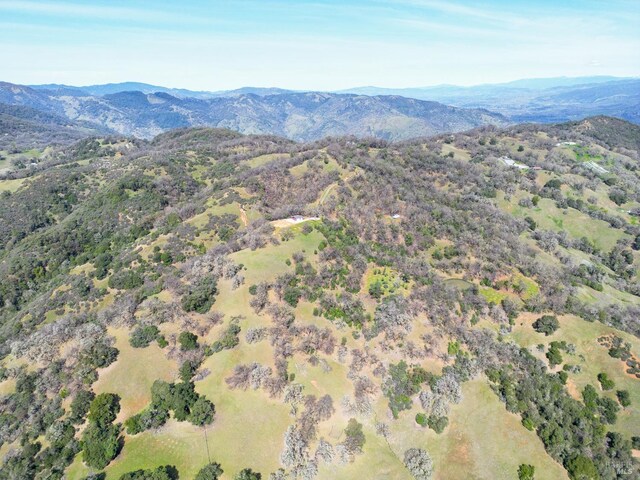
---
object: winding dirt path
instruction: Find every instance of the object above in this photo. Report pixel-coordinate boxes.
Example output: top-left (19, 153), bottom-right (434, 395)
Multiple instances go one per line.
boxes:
top-left (319, 171), bottom-right (357, 205)
top-left (239, 205), bottom-right (248, 227)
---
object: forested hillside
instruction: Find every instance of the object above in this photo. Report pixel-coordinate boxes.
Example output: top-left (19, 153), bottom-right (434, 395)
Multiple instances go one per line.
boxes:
top-left (0, 82), bottom-right (508, 141)
top-left (0, 117), bottom-right (639, 480)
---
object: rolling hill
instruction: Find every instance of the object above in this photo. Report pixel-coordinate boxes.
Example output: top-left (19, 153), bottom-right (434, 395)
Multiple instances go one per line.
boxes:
top-left (0, 102), bottom-right (106, 150)
top-left (341, 78), bottom-right (640, 125)
top-left (0, 82), bottom-right (509, 141)
top-left (0, 117), bottom-right (638, 479)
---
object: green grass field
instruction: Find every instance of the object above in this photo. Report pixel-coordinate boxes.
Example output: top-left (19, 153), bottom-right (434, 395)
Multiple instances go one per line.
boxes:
top-left (381, 379), bottom-right (569, 480)
top-left (93, 328), bottom-right (178, 421)
top-left (232, 229), bottom-right (325, 284)
top-left (363, 266), bottom-right (409, 297)
top-left (497, 192), bottom-right (628, 251)
top-left (0, 177), bottom-right (26, 193)
top-left (478, 286), bottom-right (513, 305)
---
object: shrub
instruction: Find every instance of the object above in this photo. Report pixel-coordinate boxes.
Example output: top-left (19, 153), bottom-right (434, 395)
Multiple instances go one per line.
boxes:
top-left (517, 464), bottom-right (535, 480)
top-left (125, 406), bottom-right (169, 435)
top-left (283, 287), bottom-right (302, 307)
top-left (189, 396), bottom-right (215, 426)
top-left (108, 270), bottom-right (143, 290)
top-left (210, 323), bottom-right (241, 353)
top-left (178, 331), bottom-right (199, 351)
top-left (118, 466), bottom-right (178, 480)
top-left (597, 372), bottom-right (614, 390)
top-left (566, 455), bottom-right (598, 480)
top-left (383, 361), bottom-right (424, 418)
top-left (522, 417), bottom-right (535, 431)
top-left (415, 413), bottom-right (427, 427)
top-left (616, 389), bottom-right (631, 407)
top-left (88, 393), bottom-right (120, 427)
top-left (182, 277), bottom-right (218, 313)
top-left (403, 448), bottom-right (433, 480)
top-left (70, 389), bottom-right (95, 424)
top-left (427, 415), bottom-right (448, 434)
top-left (129, 325), bottom-right (160, 348)
top-left (368, 280), bottom-right (384, 299)
top-left (343, 418), bottom-right (365, 455)
top-left (609, 188), bottom-right (628, 206)
top-left (598, 396), bottom-right (619, 424)
top-left (546, 343), bottom-right (563, 367)
top-left (524, 216), bottom-right (537, 230)
top-left (179, 360), bottom-right (196, 382)
top-left (82, 423), bottom-right (121, 470)
top-left (532, 315), bottom-right (559, 336)
top-left (82, 393), bottom-right (121, 469)
top-left (195, 463), bottom-right (224, 480)
top-left (234, 468), bottom-right (261, 480)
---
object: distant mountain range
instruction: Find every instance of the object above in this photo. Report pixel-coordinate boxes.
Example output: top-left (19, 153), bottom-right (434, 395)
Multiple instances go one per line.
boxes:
top-left (0, 76), bottom-right (637, 142)
top-left (0, 102), bottom-right (104, 150)
top-left (29, 82), bottom-right (293, 99)
top-left (0, 82), bottom-right (508, 141)
top-left (339, 77), bottom-right (640, 124)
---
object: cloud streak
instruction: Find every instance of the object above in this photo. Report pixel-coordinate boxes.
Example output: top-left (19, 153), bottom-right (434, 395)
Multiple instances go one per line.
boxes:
top-left (0, 0), bottom-right (638, 89)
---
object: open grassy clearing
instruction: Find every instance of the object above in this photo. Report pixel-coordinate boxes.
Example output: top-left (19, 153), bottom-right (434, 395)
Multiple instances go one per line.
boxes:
top-left (93, 328), bottom-right (178, 422)
top-left (363, 265), bottom-right (410, 298)
top-left (390, 378), bottom-right (567, 480)
top-left (99, 362), bottom-right (292, 479)
top-left (0, 378), bottom-right (16, 398)
top-left (376, 379), bottom-right (568, 480)
top-left (478, 286), bottom-right (513, 305)
top-left (497, 191), bottom-right (628, 251)
top-left (0, 177), bottom-right (26, 193)
top-left (246, 153), bottom-right (288, 168)
top-left (440, 144), bottom-right (471, 161)
top-left (232, 229), bottom-right (325, 284)
top-left (97, 324), bottom-right (289, 478)
top-left (317, 421), bottom-right (411, 480)
top-left (576, 282), bottom-right (640, 307)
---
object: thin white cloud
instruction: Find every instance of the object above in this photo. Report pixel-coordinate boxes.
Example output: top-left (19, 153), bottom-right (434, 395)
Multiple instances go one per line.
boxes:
top-left (0, 1), bottom-right (218, 26)
top-left (392, 17), bottom-right (506, 38)
top-left (388, 0), bottom-right (519, 24)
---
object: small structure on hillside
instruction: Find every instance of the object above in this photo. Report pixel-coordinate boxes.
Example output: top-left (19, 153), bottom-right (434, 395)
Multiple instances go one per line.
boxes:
top-left (291, 215), bottom-right (305, 222)
top-left (391, 214), bottom-right (401, 219)
top-left (500, 156), bottom-right (529, 170)
top-left (584, 161), bottom-right (608, 174)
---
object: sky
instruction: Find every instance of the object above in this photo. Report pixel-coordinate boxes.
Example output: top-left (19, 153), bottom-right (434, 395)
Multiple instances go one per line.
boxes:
top-left (1, 0), bottom-right (639, 90)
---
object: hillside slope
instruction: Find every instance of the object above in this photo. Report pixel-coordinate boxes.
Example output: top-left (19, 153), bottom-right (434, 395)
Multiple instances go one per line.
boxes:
top-left (0, 103), bottom-right (105, 150)
top-left (342, 78), bottom-right (640, 125)
top-left (0, 82), bottom-right (508, 141)
top-left (0, 118), bottom-right (639, 480)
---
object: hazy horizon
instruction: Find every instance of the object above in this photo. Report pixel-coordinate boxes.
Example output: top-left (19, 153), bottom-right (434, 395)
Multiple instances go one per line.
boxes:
top-left (18, 74), bottom-right (638, 93)
top-left (1, 0), bottom-right (639, 90)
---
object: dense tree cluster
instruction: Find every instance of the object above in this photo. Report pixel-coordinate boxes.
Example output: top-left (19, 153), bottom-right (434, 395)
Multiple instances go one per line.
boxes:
top-left (82, 393), bottom-right (122, 469)
top-left (125, 379), bottom-right (215, 435)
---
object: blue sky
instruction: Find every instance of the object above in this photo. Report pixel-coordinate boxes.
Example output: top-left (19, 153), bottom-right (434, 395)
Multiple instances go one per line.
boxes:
top-left (1, 0), bottom-right (639, 90)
